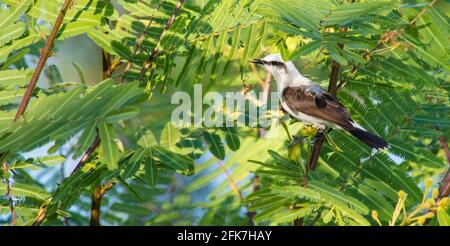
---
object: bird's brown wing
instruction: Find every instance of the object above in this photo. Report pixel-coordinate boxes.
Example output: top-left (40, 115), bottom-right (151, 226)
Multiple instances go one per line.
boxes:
top-left (282, 86), bottom-right (353, 129)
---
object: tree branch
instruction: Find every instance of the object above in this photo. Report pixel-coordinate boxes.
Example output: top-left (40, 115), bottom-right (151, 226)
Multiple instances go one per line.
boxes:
top-left (71, 133), bottom-right (100, 175)
top-left (137, 0), bottom-right (185, 81)
top-left (90, 185), bottom-right (102, 226)
top-left (308, 58), bottom-right (341, 170)
top-left (14, 0), bottom-right (73, 121)
top-left (90, 181), bottom-right (115, 226)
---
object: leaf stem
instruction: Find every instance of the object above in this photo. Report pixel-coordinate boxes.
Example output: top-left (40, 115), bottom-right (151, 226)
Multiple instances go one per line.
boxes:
top-left (409, 0), bottom-right (438, 26)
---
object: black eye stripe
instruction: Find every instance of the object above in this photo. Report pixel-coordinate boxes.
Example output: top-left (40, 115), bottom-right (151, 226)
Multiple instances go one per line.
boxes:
top-left (261, 60), bottom-right (285, 67)
top-left (271, 61), bottom-right (284, 66)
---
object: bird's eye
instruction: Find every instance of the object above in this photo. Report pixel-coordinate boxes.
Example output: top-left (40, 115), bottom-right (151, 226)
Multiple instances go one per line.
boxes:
top-left (271, 61), bottom-right (284, 66)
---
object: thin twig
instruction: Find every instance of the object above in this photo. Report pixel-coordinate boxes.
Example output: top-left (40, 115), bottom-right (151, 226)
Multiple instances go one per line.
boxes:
top-left (14, 0), bottom-right (73, 120)
top-left (308, 210), bottom-right (322, 226)
top-left (71, 134), bottom-right (100, 175)
top-left (409, 0), bottom-right (438, 26)
top-left (138, 0), bottom-right (185, 81)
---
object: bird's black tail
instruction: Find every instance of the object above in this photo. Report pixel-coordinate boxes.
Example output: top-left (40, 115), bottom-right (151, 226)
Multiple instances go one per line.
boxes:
top-left (348, 127), bottom-right (389, 150)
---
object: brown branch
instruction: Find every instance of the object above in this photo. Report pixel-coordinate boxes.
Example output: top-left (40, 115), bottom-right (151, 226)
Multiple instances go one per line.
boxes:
top-left (410, 0), bottom-right (438, 26)
top-left (308, 57), bottom-right (341, 170)
top-left (90, 185), bottom-right (102, 226)
top-left (137, 0), bottom-right (185, 81)
top-left (90, 181), bottom-right (115, 226)
top-left (14, 0), bottom-right (73, 121)
top-left (71, 134), bottom-right (100, 175)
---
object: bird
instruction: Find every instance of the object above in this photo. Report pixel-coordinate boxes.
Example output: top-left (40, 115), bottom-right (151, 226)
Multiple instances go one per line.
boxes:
top-left (251, 53), bottom-right (388, 150)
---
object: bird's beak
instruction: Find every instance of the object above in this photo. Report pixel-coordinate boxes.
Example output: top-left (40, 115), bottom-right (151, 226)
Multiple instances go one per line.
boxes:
top-left (250, 58), bottom-right (264, 65)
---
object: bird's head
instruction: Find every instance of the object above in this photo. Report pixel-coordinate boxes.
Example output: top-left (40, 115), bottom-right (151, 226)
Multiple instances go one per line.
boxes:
top-left (250, 54), bottom-right (298, 84)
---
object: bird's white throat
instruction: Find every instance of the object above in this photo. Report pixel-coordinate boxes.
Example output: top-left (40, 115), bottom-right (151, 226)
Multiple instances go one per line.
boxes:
top-left (271, 61), bottom-right (314, 96)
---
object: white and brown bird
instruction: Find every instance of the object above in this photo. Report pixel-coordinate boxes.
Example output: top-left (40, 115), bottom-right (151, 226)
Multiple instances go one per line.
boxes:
top-left (251, 54), bottom-right (388, 150)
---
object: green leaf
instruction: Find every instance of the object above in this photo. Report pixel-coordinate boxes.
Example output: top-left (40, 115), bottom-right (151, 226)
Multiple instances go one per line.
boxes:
top-left (437, 207), bottom-right (450, 226)
top-left (153, 146), bottom-right (193, 174)
top-left (144, 152), bottom-right (159, 186)
top-left (122, 148), bottom-right (147, 179)
top-left (160, 122), bottom-right (180, 151)
top-left (117, 176), bottom-right (144, 201)
top-left (278, 39), bottom-right (290, 62)
top-left (72, 61), bottom-right (87, 85)
top-left (0, 182), bottom-right (49, 201)
top-left (0, 69), bottom-right (33, 89)
top-left (326, 41), bottom-right (348, 65)
top-left (98, 121), bottom-right (119, 170)
top-left (289, 40), bottom-right (322, 60)
top-left (105, 106), bottom-right (140, 123)
top-left (225, 131), bottom-right (240, 151)
top-left (270, 185), bottom-right (321, 201)
top-left (0, 88), bottom-right (26, 106)
top-left (0, 22), bottom-right (25, 47)
top-left (240, 23), bottom-right (255, 74)
top-left (10, 155), bottom-right (65, 170)
top-left (46, 65), bottom-right (64, 86)
top-left (203, 131), bottom-right (225, 160)
top-left (0, 0), bottom-right (32, 30)
top-left (138, 130), bottom-right (158, 148)
top-left (309, 180), bottom-right (369, 215)
top-left (73, 122), bottom-right (97, 158)
top-left (323, 0), bottom-right (398, 26)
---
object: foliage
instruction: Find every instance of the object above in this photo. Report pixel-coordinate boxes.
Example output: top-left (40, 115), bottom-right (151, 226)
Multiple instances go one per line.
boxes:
top-left (0, 0), bottom-right (448, 226)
